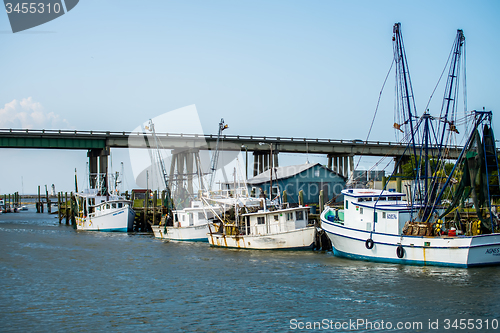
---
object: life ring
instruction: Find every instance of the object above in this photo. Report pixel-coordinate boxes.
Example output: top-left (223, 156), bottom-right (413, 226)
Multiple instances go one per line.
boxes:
top-left (365, 238), bottom-right (374, 249)
top-left (396, 245), bottom-right (404, 258)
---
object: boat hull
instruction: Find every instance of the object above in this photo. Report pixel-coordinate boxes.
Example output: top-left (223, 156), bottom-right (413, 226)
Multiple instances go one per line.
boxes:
top-left (76, 207), bottom-right (135, 232)
top-left (321, 218), bottom-right (500, 268)
top-left (151, 223), bottom-right (209, 242)
top-left (208, 227), bottom-right (316, 250)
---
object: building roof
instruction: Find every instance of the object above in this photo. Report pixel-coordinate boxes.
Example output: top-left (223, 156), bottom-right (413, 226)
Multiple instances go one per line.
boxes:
top-left (247, 162), bottom-right (345, 185)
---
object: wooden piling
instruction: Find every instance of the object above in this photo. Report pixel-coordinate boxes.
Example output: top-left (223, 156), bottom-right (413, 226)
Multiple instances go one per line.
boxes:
top-left (37, 186), bottom-right (41, 213)
top-left (153, 190), bottom-right (157, 225)
top-left (58, 192), bottom-right (62, 223)
top-left (70, 192), bottom-right (75, 225)
top-left (143, 190), bottom-right (149, 229)
top-left (319, 190), bottom-right (324, 213)
top-left (65, 192), bottom-right (69, 224)
top-left (161, 190), bottom-right (165, 215)
top-left (46, 187), bottom-right (51, 214)
top-left (299, 190), bottom-right (304, 206)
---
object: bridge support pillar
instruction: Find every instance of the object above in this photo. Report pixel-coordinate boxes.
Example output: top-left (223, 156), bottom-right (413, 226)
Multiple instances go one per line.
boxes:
top-left (349, 155), bottom-right (354, 181)
top-left (343, 156), bottom-right (348, 178)
top-left (87, 147), bottom-right (110, 193)
top-left (394, 155), bottom-right (409, 175)
top-left (252, 150), bottom-right (279, 177)
top-left (253, 153), bottom-right (259, 177)
top-left (327, 154), bottom-right (354, 179)
top-left (168, 149), bottom-right (201, 206)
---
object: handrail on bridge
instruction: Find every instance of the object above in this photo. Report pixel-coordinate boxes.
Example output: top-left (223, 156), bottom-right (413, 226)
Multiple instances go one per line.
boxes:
top-left (0, 128), bottom-right (417, 147)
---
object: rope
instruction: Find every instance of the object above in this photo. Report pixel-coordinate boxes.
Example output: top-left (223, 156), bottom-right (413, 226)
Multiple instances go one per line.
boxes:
top-left (350, 60), bottom-right (394, 182)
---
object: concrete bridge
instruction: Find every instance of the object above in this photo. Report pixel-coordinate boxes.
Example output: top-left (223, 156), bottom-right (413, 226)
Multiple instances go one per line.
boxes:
top-left (0, 128), bottom-right (464, 183)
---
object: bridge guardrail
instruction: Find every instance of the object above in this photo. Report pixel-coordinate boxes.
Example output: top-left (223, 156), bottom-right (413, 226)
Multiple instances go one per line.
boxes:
top-left (0, 128), bottom-right (419, 148)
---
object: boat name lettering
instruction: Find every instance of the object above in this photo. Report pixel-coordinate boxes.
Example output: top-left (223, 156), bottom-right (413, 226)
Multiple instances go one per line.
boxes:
top-left (386, 213), bottom-right (397, 219)
top-left (485, 247), bottom-right (500, 255)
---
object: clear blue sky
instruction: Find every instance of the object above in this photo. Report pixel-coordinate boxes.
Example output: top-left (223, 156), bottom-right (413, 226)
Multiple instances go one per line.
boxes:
top-left (1, 0), bottom-right (499, 194)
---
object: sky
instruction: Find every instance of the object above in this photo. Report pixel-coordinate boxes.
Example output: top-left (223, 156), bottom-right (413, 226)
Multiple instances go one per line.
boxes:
top-left (1, 0), bottom-right (500, 194)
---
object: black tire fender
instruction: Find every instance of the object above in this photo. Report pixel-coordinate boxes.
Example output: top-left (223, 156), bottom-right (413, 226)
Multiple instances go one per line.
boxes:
top-left (396, 245), bottom-right (404, 258)
top-left (365, 238), bottom-right (374, 249)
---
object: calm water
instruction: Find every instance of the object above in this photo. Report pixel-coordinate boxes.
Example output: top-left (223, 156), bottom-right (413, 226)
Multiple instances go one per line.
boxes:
top-left (1, 209), bottom-right (500, 332)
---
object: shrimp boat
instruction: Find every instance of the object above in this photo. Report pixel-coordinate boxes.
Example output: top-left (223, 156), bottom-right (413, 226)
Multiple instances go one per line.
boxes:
top-left (151, 199), bottom-right (223, 241)
top-left (145, 118), bottom-right (226, 242)
top-left (75, 189), bottom-right (135, 232)
top-left (206, 190), bottom-right (316, 250)
top-left (208, 204), bottom-right (315, 250)
top-left (320, 24), bottom-right (500, 267)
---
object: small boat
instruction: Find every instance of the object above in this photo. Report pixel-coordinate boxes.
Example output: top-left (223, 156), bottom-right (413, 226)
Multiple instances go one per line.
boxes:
top-left (151, 200), bottom-right (223, 242)
top-left (75, 189), bottom-right (135, 232)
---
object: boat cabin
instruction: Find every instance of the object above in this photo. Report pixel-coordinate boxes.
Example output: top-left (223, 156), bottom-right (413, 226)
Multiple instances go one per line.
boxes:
top-left (340, 189), bottom-right (411, 235)
top-left (173, 201), bottom-right (220, 228)
top-left (240, 206), bottom-right (310, 236)
top-left (91, 200), bottom-right (132, 217)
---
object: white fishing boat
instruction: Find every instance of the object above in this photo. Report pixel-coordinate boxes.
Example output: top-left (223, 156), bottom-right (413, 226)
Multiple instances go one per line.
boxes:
top-left (321, 189), bottom-right (500, 267)
top-left (75, 189), bottom-right (135, 232)
top-left (320, 24), bottom-right (500, 267)
top-left (208, 204), bottom-right (315, 250)
top-left (151, 200), bottom-right (223, 241)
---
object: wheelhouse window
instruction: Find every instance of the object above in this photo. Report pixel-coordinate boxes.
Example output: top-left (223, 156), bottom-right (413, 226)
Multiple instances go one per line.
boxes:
top-left (198, 212), bottom-right (205, 220)
top-left (274, 215), bottom-right (279, 221)
top-left (271, 186), bottom-right (279, 198)
top-left (257, 216), bottom-right (265, 225)
top-left (112, 203), bottom-right (117, 209)
top-left (118, 203), bottom-right (123, 208)
top-left (382, 212), bottom-right (386, 218)
top-left (360, 207), bottom-right (363, 214)
top-left (296, 211), bottom-right (304, 221)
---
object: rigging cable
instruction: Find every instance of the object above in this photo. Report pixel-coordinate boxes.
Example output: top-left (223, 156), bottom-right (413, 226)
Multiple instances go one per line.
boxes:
top-left (423, 45), bottom-right (454, 113)
top-left (351, 60), bottom-right (394, 183)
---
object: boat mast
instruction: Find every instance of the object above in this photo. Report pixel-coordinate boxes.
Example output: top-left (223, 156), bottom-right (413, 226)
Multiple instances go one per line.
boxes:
top-left (422, 29), bottom-right (465, 221)
top-left (209, 119), bottom-right (228, 191)
top-left (393, 23), bottom-right (422, 216)
top-left (437, 29), bottom-right (464, 150)
top-left (146, 119), bottom-right (174, 213)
